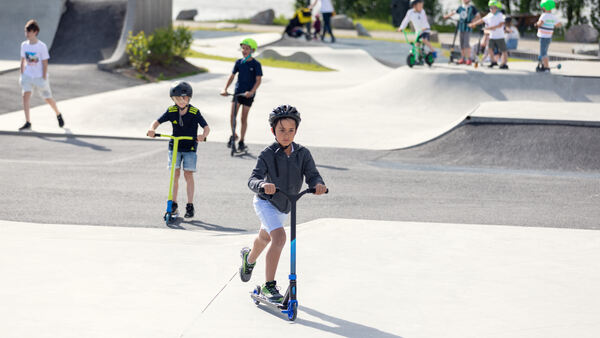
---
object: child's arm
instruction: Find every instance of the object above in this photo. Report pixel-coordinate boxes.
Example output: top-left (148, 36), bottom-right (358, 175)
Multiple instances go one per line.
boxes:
top-left (469, 18), bottom-right (484, 28)
top-left (397, 11), bottom-right (412, 32)
top-left (443, 10), bottom-right (456, 20)
top-left (42, 59), bottom-right (48, 80)
top-left (247, 76), bottom-right (262, 98)
top-left (220, 73), bottom-right (235, 96)
top-left (249, 157), bottom-right (275, 194)
top-left (20, 57), bottom-right (25, 74)
top-left (146, 120), bottom-right (160, 137)
top-left (197, 125), bottom-right (210, 142)
top-left (303, 150), bottom-right (327, 195)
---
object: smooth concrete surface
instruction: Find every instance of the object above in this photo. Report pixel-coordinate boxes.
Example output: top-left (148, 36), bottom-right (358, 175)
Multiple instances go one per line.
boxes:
top-left (2, 218), bottom-right (599, 337)
top-left (0, 0), bottom-right (66, 61)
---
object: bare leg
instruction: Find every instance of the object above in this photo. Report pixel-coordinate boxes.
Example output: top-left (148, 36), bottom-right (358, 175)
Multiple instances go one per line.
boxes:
top-left (230, 101), bottom-right (241, 140)
top-left (542, 56), bottom-right (549, 68)
top-left (172, 168), bottom-right (181, 202)
top-left (184, 170), bottom-right (194, 204)
top-left (23, 91), bottom-right (32, 122)
top-left (240, 105), bottom-right (250, 142)
top-left (265, 228), bottom-right (286, 282)
top-left (464, 47), bottom-right (471, 60)
top-left (248, 229), bottom-right (271, 264)
top-left (501, 51), bottom-right (508, 65)
top-left (422, 39), bottom-right (436, 52)
top-left (44, 98), bottom-right (61, 116)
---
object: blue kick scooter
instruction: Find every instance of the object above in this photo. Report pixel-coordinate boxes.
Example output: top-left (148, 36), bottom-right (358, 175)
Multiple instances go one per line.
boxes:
top-left (250, 187), bottom-right (328, 321)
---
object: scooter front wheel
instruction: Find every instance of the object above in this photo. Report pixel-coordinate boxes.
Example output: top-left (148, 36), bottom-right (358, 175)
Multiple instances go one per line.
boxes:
top-left (287, 300), bottom-right (298, 321)
top-left (164, 212), bottom-right (171, 225)
top-left (407, 54), bottom-right (416, 68)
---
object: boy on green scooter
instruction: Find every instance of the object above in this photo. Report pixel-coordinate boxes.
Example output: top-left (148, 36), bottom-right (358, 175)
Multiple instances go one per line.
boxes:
top-left (147, 81), bottom-right (210, 218)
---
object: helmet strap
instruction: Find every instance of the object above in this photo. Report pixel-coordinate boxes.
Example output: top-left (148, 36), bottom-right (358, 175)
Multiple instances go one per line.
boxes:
top-left (241, 54), bottom-right (252, 64)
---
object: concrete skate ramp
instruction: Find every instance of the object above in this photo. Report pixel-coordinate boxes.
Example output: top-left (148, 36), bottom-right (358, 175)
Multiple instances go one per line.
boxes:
top-left (258, 49), bottom-right (327, 68)
top-left (49, 0), bottom-right (126, 64)
top-left (0, 0), bottom-right (66, 61)
top-left (380, 121), bottom-right (600, 173)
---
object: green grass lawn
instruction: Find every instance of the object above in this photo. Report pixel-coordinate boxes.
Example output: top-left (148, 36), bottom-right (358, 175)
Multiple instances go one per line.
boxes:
top-left (353, 18), bottom-right (396, 31)
top-left (186, 50), bottom-right (334, 72)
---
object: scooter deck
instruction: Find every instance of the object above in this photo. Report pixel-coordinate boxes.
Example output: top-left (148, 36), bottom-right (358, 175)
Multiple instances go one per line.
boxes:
top-left (250, 292), bottom-right (287, 309)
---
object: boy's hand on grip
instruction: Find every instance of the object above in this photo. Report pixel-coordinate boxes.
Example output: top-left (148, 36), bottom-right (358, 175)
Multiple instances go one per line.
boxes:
top-left (262, 183), bottom-right (276, 195)
top-left (314, 183), bottom-right (327, 195)
top-left (147, 130), bottom-right (155, 138)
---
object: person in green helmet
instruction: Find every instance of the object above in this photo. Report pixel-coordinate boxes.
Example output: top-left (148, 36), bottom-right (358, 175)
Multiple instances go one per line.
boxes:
top-left (220, 38), bottom-right (263, 151)
top-left (469, 0), bottom-right (508, 69)
top-left (535, 0), bottom-right (562, 72)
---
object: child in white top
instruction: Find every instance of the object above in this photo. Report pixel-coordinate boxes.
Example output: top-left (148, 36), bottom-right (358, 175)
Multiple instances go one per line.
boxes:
top-left (535, 0), bottom-right (562, 72)
top-left (469, 0), bottom-right (508, 69)
top-left (397, 0), bottom-right (437, 57)
top-left (19, 19), bottom-right (64, 131)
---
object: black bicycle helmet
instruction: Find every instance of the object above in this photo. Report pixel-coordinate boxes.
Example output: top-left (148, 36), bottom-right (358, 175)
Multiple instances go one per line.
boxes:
top-left (169, 81), bottom-right (193, 98)
top-left (269, 104), bottom-right (301, 129)
top-left (410, 0), bottom-right (423, 6)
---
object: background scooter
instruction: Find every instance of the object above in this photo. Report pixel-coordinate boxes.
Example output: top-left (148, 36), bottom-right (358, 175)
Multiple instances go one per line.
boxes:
top-left (403, 30), bottom-right (435, 68)
top-left (225, 92), bottom-right (250, 156)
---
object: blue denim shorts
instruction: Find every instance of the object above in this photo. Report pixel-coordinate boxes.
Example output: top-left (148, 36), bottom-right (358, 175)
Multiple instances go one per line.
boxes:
top-left (539, 37), bottom-right (551, 59)
top-left (168, 150), bottom-right (197, 172)
top-left (253, 195), bottom-right (287, 233)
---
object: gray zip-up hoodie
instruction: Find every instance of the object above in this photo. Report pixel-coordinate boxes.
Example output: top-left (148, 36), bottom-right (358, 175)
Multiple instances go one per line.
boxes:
top-left (248, 142), bottom-right (325, 213)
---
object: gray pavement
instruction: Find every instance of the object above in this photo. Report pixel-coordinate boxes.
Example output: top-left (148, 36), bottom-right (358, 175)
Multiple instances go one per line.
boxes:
top-left (1, 133), bottom-right (599, 230)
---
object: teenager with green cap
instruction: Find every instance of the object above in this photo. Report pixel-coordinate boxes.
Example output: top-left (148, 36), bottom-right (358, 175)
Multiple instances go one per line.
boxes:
top-left (220, 38), bottom-right (263, 151)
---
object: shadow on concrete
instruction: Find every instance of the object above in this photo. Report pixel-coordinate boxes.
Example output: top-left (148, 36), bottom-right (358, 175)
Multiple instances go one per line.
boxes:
top-left (253, 304), bottom-right (402, 337)
top-left (36, 131), bottom-right (111, 152)
top-left (166, 218), bottom-right (245, 232)
top-left (298, 305), bottom-right (403, 338)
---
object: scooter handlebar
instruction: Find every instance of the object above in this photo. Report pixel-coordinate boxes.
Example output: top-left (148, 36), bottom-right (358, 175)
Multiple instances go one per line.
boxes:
top-left (153, 134), bottom-right (196, 141)
top-left (258, 187), bottom-right (329, 195)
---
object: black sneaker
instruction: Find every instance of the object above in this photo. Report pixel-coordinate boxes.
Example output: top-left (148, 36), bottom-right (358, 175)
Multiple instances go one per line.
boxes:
top-left (227, 136), bottom-right (234, 148)
top-left (185, 203), bottom-right (194, 218)
top-left (488, 62), bottom-right (498, 68)
top-left (499, 64), bottom-right (509, 70)
top-left (171, 202), bottom-right (178, 214)
top-left (261, 280), bottom-right (284, 303)
top-left (238, 140), bottom-right (247, 151)
top-left (19, 122), bottom-right (31, 131)
top-left (239, 247), bottom-right (255, 282)
top-left (57, 114), bottom-right (64, 127)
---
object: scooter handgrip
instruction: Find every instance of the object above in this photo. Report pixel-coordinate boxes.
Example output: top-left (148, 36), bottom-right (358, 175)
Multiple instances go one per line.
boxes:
top-left (154, 133), bottom-right (161, 137)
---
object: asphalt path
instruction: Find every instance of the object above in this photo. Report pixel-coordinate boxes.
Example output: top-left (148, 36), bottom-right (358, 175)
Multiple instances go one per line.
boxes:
top-left (1, 133), bottom-right (598, 230)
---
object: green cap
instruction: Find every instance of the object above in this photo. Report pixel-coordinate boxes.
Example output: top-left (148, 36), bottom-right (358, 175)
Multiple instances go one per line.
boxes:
top-left (240, 38), bottom-right (258, 51)
top-left (540, 0), bottom-right (555, 10)
top-left (488, 0), bottom-right (503, 9)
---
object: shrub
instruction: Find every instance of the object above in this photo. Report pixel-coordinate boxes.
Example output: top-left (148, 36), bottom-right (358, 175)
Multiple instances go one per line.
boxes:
top-left (126, 31), bottom-right (150, 73)
top-left (126, 26), bottom-right (193, 70)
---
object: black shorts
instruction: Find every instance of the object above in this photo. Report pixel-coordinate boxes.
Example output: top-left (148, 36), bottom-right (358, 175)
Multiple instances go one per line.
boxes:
top-left (233, 94), bottom-right (255, 107)
top-left (417, 32), bottom-right (430, 42)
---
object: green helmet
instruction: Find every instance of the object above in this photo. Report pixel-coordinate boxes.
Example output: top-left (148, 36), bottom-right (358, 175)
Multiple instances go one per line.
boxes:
top-left (240, 38), bottom-right (258, 51)
top-left (540, 0), bottom-right (555, 10)
top-left (488, 0), bottom-right (502, 9)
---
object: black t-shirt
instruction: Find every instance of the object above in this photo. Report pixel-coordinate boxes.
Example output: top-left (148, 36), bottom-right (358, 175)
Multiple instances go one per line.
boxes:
top-left (233, 58), bottom-right (263, 94)
top-left (157, 104), bottom-right (208, 152)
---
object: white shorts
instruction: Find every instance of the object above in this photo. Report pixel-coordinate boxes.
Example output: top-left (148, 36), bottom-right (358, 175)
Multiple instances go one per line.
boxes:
top-left (20, 73), bottom-right (53, 99)
top-left (253, 195), bottom-right (287, 234)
